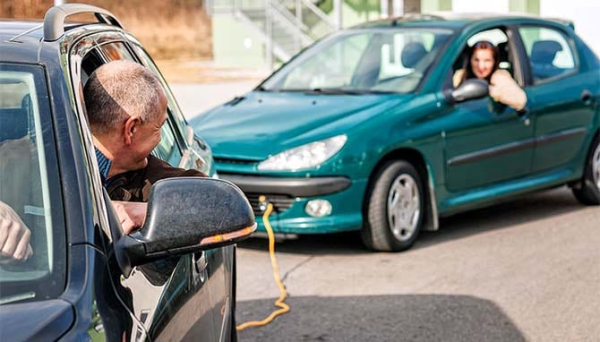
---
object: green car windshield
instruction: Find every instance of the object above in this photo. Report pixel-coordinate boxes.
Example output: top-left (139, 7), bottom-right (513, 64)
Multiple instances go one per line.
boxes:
top-left (261, 28), bottom-right (454, 94)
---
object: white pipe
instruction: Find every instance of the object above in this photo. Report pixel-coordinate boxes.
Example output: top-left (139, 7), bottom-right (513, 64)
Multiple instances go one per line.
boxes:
top-left (333, 0), bottom-right (342, 29)
top-left (381, 0), bottom-right (388, 18)
top-left (393, 0), bottom-right (403, 16)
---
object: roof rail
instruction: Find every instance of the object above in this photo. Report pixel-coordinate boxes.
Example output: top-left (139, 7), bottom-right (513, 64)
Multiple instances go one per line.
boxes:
top-left (43, 4), bottom-right (123, 42)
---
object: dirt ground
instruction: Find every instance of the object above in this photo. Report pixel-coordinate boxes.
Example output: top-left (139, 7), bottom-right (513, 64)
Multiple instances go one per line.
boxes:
top-left (156, 60), bottom-right (269, 84)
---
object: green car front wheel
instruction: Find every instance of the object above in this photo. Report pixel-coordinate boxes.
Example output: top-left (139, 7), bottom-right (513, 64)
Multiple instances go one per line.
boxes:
top-left (362, 160), bottom-right (425, 252)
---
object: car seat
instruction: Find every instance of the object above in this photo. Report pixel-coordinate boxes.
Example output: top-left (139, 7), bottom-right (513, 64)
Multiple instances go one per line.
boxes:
top-left (497, 41), bottom-right (513, 75)
top-left (0, 93), bottom-right (46, 270)
top-left (530, 40), bottom-right (564, 80)
top-left (401, 42), bottom-right (428, 69)
top-left (0, 98), bottom-right (29, 142)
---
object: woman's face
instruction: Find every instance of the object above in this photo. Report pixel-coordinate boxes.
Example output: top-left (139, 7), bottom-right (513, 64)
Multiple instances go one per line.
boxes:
top-left (470, 48), bottom-right (495, 79)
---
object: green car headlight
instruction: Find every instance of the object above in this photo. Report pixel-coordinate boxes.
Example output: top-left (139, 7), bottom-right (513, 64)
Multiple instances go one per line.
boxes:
top-left (258, 135), bottom-right (347, 171)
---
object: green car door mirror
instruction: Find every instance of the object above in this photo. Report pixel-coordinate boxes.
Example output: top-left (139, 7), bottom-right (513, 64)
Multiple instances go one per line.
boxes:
top-left (445, 79), bottom-right (490, 104)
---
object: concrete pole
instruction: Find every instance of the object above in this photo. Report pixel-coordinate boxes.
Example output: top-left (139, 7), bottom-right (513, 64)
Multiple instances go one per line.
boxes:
top-left (393, 0), bottom-right (404, 16)
top-left (380, 0), bottom-right (389, 18)
top-left (333, 0), bottom-right (343, 29)
top-left (265, 0), bottom-right (274, 70)
top-left (296, 0), bottom-right (303, 51)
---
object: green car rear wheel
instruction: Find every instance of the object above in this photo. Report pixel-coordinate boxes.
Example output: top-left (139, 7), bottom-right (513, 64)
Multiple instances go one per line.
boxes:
top-left (573, 135), bottom-right (600, 205)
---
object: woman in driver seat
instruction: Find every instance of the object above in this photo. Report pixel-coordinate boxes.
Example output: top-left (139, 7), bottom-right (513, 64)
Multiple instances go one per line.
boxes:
top-left (453, 41), bottom-right (527, 111)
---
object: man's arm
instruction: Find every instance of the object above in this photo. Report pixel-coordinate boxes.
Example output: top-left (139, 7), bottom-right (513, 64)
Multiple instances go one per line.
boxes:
top-left (0, 201), bottom-right (33, 263)
top-left (112, 201), bottom-right (148, 234)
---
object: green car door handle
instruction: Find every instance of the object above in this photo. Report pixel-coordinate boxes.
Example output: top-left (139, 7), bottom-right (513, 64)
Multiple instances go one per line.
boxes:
top-left (581, 90), bottom-right (593, 105)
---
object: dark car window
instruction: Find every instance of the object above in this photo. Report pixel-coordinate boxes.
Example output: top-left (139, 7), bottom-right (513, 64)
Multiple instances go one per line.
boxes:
top-left (519, 26), bottom-right (577, 84)
top-left (0, 64), bottom-right (66, 305)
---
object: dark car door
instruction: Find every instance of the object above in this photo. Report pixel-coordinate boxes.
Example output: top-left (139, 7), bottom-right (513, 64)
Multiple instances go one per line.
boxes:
top-left (443, 27), bottom-right (535, 192)
top-left (68, 34), bottom-right (224, 341)
top-left (0, 63), bottom-right (71, 341)
top-left (127, 42), bottom-right (234, 341)
top-left (516, 24), bottom-right (598, 173)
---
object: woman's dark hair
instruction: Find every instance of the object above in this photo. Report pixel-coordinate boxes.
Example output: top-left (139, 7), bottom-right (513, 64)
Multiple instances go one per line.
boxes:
top-left (460, 40), bottom-right (500, 84)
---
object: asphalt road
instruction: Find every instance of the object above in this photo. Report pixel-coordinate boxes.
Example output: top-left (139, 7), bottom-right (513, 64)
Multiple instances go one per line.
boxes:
top-left (169, 84), bottom-right (600, 341)
top-left (234, 187), bottom-right (600, 342)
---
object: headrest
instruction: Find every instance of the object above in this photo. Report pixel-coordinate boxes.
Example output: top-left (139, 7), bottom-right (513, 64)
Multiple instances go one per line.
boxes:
top-left (497, 42), bottom-right (508, 60)
top-left (531, 40), bottom-right (563, 64)
top-left (0, 95), bottom-right (32, 142)
top-left (0, 108), bottom-right (28, 142)
top-left (402, 42), bottom-right (427, 69)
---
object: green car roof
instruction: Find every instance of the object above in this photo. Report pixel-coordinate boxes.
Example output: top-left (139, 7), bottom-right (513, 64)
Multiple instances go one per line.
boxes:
top-left (351, 12), bottom-right (574, 30)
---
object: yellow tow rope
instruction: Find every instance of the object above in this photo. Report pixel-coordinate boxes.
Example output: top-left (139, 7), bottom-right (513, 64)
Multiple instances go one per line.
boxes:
top-left (236, 196), bottom-right (290, 331)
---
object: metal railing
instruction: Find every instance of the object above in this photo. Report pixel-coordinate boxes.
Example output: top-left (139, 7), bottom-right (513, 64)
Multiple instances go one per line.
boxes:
top-left (205, 0), bottom-right (336, 68)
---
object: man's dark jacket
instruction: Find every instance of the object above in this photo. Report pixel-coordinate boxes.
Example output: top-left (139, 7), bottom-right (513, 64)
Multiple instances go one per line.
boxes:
top-left (106, 155), bottom-right (206, 202)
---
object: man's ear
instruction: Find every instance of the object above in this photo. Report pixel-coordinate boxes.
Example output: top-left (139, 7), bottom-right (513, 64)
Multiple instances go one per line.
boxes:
top-left (123, 116), bottom-right (141, 145)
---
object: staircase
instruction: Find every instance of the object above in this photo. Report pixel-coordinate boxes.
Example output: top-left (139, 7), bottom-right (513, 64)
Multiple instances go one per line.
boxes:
top-left (206, 0), bottom-right (336, 65)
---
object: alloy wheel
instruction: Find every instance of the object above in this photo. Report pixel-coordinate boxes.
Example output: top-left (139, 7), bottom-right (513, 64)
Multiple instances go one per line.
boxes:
top-left (387, 174), bottom-right (420, 242)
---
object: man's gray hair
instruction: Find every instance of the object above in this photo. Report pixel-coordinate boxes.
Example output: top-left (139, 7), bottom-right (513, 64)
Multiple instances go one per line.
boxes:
top-left (83, 60), bottom-right (165, 135)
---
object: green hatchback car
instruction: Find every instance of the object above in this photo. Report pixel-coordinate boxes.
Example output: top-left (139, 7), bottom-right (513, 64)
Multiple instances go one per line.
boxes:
top-left (192, 13), bottom-right (600, 252)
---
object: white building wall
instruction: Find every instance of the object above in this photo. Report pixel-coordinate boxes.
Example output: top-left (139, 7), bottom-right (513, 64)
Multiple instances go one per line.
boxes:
top-left (539, 0), bottom-right (600, 55)
top-left (452, 0), bottom-right (509, 13)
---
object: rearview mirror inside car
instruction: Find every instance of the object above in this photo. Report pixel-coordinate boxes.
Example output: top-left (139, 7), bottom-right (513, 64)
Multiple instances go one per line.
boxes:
top-left (445, 78), bottom-right (490, 104)
top-left (109, 178), bottom-right (256, 275)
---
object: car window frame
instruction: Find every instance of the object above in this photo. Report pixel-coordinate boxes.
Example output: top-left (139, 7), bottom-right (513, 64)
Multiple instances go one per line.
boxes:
top-left (72, 34), bottom-right (186, 168)
top-left (0, 62), bottom-right (67, 305)
top-left (67, 32), bottom-right (122, 257)
top-left (515, 23), bottom-right (580, 87)
top-left (441, 25), bottom-right (526, 92)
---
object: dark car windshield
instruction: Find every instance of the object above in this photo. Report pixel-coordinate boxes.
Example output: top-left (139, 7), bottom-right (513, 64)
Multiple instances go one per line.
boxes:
top-left (261, 27), bottom-right (453, 94)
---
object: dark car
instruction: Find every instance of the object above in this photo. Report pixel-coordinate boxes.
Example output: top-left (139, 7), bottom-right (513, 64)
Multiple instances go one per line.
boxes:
top-left (193, 13), bottom-right (600, 252)
top-left (0, 4), bottom-right (254, 341)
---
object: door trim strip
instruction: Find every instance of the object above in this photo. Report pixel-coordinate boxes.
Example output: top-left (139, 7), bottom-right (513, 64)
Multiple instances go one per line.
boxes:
top-left (447, 127), bottom-right (587, 166)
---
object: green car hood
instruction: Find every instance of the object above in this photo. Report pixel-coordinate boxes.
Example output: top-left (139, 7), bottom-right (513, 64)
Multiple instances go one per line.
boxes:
top-left (191, 91), bottom-right (410, 161)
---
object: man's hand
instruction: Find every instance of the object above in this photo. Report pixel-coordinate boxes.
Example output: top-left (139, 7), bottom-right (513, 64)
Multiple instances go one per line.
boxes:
top-left (0, 202), bottom-right (33, 264)
top-left (112, 201), bottom-right (148, 234)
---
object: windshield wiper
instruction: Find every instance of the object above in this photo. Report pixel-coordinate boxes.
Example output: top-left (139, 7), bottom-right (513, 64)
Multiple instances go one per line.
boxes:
top-left (311, 88), bottom-right (397, 95)
top-left (311, 88), bottom-right (364, 95)
top-left (264, 88), bottom-right (397, 95)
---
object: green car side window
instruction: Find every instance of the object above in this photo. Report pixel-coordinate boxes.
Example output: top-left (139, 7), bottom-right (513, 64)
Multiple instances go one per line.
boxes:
top-left (519, 26), bottom-right (577, 84)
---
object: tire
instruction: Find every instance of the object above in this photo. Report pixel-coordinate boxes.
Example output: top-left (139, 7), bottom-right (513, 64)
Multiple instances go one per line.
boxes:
top-left (361, 160), bottom-right (425, 252)
top-left (572, 135), bottom-right (600, 205)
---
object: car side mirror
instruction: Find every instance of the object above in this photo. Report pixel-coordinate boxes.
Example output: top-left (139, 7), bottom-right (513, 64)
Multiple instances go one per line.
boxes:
top-left (445, 79), bottom-right (490, 104)
top-left (108, 178), bottom-right (256, 276)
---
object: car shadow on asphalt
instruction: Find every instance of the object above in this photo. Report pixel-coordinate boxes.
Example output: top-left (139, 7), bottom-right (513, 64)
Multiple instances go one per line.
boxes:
top-left (238, 187), bottom-right (584, 255)
top-left (236, 294), bottom-right (526, 342)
